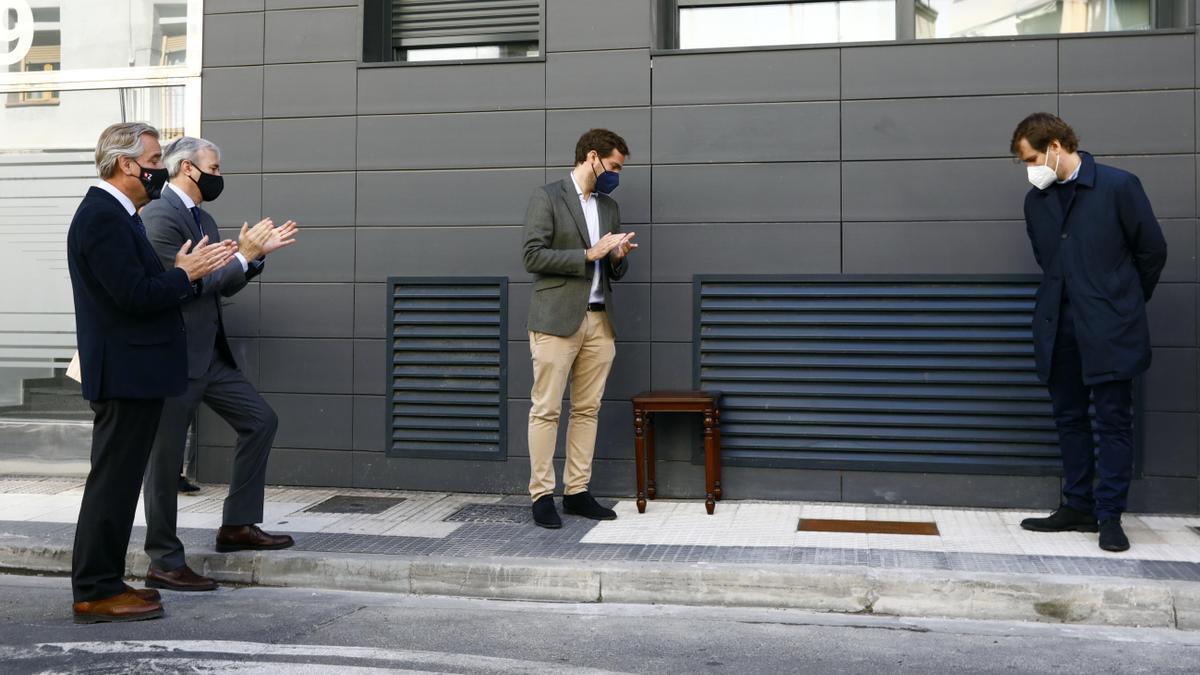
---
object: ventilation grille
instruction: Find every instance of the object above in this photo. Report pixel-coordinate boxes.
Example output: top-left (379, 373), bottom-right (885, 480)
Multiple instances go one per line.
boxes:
top-left (387, 277), bottom-right (507, 460)
top-left (694, 275), bottom-right (1058, 475)
top-left (392, 0), bottom-right (541, 48)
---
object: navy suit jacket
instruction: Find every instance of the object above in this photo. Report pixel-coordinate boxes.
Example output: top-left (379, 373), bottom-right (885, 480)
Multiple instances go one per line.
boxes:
top-left (1024, 152), bottom-right (1168, 385)
top-left (67, 186), bottom-right (194, 401)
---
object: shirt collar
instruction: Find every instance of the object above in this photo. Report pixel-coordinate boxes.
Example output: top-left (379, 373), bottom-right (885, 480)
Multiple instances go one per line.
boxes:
top-left (1057, 162), bottom-right (1081, 184)
top-left (569, 173), bottom-right (592, 200)
top-left (167, 181), bottom-right (197, 209)
top-left (94, 180), bottom-right (137, 216)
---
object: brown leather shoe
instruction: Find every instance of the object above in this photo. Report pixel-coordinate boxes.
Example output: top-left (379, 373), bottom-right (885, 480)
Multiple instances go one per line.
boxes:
top-left (215, 524), bottom-right (294, 552)
top-left (125, 584), bottom-right (161, 602)
top-left (146, 564), bottom-right (217, 592)
top-left (73, 590), bottom-right (163, 624)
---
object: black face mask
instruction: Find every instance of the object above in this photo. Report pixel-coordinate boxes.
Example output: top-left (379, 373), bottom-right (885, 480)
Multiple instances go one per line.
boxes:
top-left (188, 167), bottom-right (224, 202)
top-left (137, 164), bottom-right (169, 200)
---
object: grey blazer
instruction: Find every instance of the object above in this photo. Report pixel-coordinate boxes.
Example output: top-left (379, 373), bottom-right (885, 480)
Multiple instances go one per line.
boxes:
top-left (522, 178), bottom-right (628, 337)
top-left (141, 187), bottom-right (263, 378)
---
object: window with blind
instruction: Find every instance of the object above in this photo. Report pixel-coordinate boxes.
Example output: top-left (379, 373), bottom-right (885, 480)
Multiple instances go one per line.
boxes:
top-left (365, 0), bottom-right (542, 63)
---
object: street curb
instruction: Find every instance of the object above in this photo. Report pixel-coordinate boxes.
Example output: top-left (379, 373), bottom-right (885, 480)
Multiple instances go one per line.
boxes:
top-left (2, 540), bottom-right (1198, 630)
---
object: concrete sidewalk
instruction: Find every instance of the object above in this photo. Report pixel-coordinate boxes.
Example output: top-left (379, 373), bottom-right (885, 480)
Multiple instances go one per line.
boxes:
top-left (2, 475), bottom-right (1200, 630)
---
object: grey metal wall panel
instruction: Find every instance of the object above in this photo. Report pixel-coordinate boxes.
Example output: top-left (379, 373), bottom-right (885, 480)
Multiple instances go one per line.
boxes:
top-left (1061, 91), bottom-right (1196, 156)
top-left (355, 169), bottom-right (544, 226)
top-left (355, 226), bottom-right (528, 282)
top-left (203, 174), bottom-right (262, 227)
top-left (261, 172), bottom-right (355, 227)
top-left (842, 472), bottom-right (1060, 508)
top-left (1099, 154), bottom-right (1197, 219)
top-left (262, 117), bottom-right (357, 172)
top-left (652, 49), bottom-right (840, 105)
top-left (221, 282), bottom-right (260, 337)
top-left (353, 395), bottom-right (386, 451)
top-left (1143, 348), bottom-right (1199, 412)
top-left (202, 120), bottom-right (263, 173)
top-left (206, 0), bottom-right (264, 12)
top-left (203, 11), bottom-right (265, 67)
top-left (540, 165), bottom-right (653, 226)
top-left (259, 283), bottom-right (354, 337)
top-left (695, 276), bottom-right (1056, 474)
top-left (264, 7), bottom-right (359, 63)
top-left (1142, 412), bottom-right (1200, 476)
top-left (842, 159), bottom-right (1027, 222)
top-left (547, 49), bottom-right (650, 109)
top-left (260, 227), bottom-right (354, 282)
top-left (267, 0), bottom-right (356, 8)
top-left (842, 222), bottom-right (1039, 275)
top-left (652, 163), bottom-right (840, 223)
top-left (263, 62), bottom-right (358, 117)
top-left (198, 446), bottom-right (354, 486)
top-left (841, 95), bottom-right (1057, 161)
top-left (1148, 284), bottom-right (1198, 347)
top-left (651, 342), bottom-right (692, 390)
top-left (653, 102), bottom-right (840, 164)
top-left (357, 111), bottom-right (546, 170)
top-left (546, 0), bottom-right (651, 52)
top-left (201, 67), bottom-right (264, 120)
top-left (1159, 219), bottom-right (1198, 283)
top-left (507, 284), bottom-right (530, 340)
top-left (609, 283), bottom-right (651, 342)
top-left (1059, 33), bottom-right (1195, 92)
top-left (841, 41), bottom-right (1058, 100)
top-left (651, 223), bottom-right (842, 283)
top-left (1126, 477), bottom-right (1199, 513)
top-left (258, 338), bottom-right (354, 394)
top-left (354, 283), bottom-right (388, 338)
top-left (353, 339), bottom-right (386, 395)
top-left (651, 283), bottom-right (692, 342)
top-left (545, 107), bottom-right (651, 165)
top-left (264, 393), bottom-right (353, 449)
top-left (358, 62), bottom-right (546, 115)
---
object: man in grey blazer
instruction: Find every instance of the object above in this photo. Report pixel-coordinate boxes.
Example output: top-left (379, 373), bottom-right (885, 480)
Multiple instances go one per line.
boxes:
top-left (140, 136), bottom-right (299, 591)
top-left (522, 129), bottom-right (637, 528)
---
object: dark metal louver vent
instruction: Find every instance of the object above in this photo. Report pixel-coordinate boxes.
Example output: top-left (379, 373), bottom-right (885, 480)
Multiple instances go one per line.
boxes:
top-left (386, 277), bottom-right (507, 460)
top-left (392, 0), bottom-right (541, 49)
top-left (694, 275), bottom-right (1059, 475)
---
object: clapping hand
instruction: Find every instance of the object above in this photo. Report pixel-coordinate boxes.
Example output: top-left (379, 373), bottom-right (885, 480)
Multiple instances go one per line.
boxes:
top-left (175, 236), bottom-right (237, 281)
top-left (261, 219), bottom-right (298, 255)
top-left (609, 232), bottom-right (637, 260)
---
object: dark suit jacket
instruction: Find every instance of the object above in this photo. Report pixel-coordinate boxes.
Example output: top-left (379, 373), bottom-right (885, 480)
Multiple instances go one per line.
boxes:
top-left (1024, 152), bottom-right (1168, 385)
top-left (522, 178), bottom-right (628, 337)
top-left (141, 186), bottom-right (262, 378)
top-left (67, 187), bottom-right (193, 401)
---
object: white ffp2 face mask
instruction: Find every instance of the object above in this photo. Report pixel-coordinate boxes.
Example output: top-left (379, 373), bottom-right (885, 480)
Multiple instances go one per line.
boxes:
top-left (1027, 148), bottom-right (1060, 190)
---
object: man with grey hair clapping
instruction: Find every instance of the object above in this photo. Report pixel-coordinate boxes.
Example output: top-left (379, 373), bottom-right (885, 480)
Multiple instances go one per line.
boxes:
top-left (139, 136), bottom-right (299, 593)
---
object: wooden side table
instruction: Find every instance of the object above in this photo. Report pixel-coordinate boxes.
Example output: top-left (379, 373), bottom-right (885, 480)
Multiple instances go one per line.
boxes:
top-left (631, 391), bottom-right (722, 514)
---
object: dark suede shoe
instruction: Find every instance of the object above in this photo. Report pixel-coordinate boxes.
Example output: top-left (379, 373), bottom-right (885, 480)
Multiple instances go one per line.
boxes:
top-left (562, 491), bottom-right (617, 521)
top-left (177, 475), bottom-right (201, 493)
top-left (1020, 505), bottom-right (1098, 533)
top-left (1099, 519), bottom-right (1130, 552)
top-left (146, 563), bottom-right (218, 592)
top-left (532, 495), bottom-right (561, 529)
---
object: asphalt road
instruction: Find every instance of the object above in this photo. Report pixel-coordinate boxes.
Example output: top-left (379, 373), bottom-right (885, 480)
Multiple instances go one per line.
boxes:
top-left (1, 573), bottom-right (1198, 674)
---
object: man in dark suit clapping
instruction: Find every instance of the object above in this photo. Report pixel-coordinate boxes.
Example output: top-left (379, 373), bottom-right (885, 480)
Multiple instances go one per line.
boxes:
top-left (67, 122), bottom-right (236, 623)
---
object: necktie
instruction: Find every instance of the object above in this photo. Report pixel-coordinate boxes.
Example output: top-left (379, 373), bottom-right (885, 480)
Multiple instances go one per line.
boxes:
top-left (132, 212), bottom-right (147, 238)
top-left (189, 206), bottom-right (204, 240)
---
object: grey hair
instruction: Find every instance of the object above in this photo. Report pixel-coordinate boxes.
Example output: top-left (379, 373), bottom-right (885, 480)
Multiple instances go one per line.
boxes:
top-left (95, 122), bottom-right (160, 179)
top-left (163, 136), bottom-right (222, 178)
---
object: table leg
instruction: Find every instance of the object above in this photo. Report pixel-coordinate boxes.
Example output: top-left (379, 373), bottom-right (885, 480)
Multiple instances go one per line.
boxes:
top-left (633, 407), bottom-right (647, 514)
top-left (703, 407), bottom-right (716, 515)
top-left (713, 408), bottom-right (723, 501)
top-left (646, 413), bottom-right (657, 500)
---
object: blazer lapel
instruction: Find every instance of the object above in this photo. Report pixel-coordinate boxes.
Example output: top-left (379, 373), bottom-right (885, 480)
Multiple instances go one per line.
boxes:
top-left (558, 178), bottom-right (593, 246)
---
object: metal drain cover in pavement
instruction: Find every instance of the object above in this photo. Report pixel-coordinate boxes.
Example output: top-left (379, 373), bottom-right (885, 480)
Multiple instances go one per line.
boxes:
top-left (799, 518), bottom-right (940, 536)
top-left (304, 495), bottom-right (406, 514)
top-left (445, 503), bottom-right (531, 524)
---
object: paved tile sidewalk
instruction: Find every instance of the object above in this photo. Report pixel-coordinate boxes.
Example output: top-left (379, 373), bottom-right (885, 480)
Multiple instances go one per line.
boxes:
top-left (3, 475), bottom-right (1200, 583)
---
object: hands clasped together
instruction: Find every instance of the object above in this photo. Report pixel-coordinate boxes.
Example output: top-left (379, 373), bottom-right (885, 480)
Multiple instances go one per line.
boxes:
top-left (585, 231), bottom-right (637, 262)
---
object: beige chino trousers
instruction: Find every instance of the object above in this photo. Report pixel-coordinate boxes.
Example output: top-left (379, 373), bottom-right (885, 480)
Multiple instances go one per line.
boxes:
top-left (527, 311), bottom-right (616, 501)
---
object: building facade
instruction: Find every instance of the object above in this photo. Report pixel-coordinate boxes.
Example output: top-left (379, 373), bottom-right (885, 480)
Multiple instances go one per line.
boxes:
top-left (2, 0), bottom-right (1198, 513)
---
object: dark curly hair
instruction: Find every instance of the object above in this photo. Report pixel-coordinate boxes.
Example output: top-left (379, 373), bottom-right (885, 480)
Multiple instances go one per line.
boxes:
top-left (1010, 112), bottom-right (1079, 155)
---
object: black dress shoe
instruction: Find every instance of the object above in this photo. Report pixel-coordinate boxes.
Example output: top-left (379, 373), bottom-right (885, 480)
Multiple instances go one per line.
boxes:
top-left (177, 476), bottom-right (201, 493)
top-left (532, 495), bottom-right (561, 529)
top-left (562, 491), bottom-right (616, 521)
top-left (1099, 519), bottom-right (1130, 552)
top-left (1020, 505), bottom-right (1098, 533)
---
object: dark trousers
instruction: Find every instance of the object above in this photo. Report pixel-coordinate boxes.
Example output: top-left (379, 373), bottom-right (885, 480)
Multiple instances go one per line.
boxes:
top-left (72, 398), bottom-right (164, 602)
top-left (143, 355), bottom-right (278, 571)
top-left (1048, 299), bottom-right (1134, 521)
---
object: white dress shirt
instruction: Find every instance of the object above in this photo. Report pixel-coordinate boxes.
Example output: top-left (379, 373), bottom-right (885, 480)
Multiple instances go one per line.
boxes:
top-left (569, 173), bottom-right (604, 305)
top-left (168, 183), bottom-right (250, 272)
top-left (94, 180), bottom-right (136, 216)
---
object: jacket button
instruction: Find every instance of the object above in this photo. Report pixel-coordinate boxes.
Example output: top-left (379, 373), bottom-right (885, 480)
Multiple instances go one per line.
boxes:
top-left (1061, 233), bottom-right (1068, 239)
